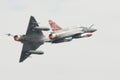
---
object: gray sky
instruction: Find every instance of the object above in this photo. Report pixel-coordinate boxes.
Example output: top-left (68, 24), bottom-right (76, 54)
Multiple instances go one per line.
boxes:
top-left (0, 0), bottom-right (120, 80)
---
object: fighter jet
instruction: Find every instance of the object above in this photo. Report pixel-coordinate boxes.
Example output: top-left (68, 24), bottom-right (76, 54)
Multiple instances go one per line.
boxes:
top-left (6, 17), bottom-right (96, 62)
top-left (47, 20), bottom-right (97, 43)
top-left (7, 16), bottom-right (50, 62)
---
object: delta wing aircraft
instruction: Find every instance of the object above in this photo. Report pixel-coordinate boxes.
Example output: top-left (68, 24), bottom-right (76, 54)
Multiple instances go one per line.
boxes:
top-left (7, 16), bottom-right (50, 62)
top-left (7, 16), bottom-right (97, 62)
top-left (47, 20), bottom-right (97, 43)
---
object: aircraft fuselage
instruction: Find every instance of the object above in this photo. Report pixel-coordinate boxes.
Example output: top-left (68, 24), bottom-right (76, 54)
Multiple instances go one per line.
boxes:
top-left (48, 27), bottom-right (96, 43)
top-left (14, 34), bottom-right (45, 43)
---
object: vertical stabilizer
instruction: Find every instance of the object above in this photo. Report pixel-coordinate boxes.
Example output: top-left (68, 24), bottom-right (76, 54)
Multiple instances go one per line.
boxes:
top-left (49, 20), bottom-right (62, 31)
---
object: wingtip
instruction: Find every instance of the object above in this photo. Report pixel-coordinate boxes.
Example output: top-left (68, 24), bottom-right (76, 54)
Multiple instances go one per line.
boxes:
top-left (30, 15), bottom-right (34, 18)
top-left (19, 59), bottom-right (23, 63)
top-left (19, 56), bottom-right (26, 63)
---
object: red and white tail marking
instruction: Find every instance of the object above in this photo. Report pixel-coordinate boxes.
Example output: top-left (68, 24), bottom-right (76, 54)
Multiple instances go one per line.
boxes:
top-left (48, 20), bottom-right (61, 31)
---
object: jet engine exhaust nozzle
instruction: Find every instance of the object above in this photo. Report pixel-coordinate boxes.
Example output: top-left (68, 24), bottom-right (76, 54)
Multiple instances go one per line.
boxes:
top-left (14, 35), bottom-right (21, 41)
top-left (49, 33), bottom-right (56, 39)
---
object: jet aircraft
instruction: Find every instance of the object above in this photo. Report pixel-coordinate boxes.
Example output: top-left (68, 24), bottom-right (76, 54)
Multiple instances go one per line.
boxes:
top-left (7, 16), bottom-right (50, 62)
top-left (7, 16), bottom-right (97, 62)
top-left (47, 20), bottom-right (97, 43)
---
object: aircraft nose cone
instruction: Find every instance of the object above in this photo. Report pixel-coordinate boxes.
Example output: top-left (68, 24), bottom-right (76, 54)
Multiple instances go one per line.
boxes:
top-left (90, 29), bottom-right (97, 32)
top-left (93, 29), bottom-right (97, 32)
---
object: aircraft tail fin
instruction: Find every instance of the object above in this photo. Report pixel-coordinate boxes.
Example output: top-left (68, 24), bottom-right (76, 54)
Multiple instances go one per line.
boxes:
top-left (49, 20), bottom-right (62, 31)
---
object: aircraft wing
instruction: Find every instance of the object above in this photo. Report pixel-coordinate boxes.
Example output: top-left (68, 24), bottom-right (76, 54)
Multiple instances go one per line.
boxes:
top-left (19, 16), bottom-right (44, 62)
top-left (26, 16), bottom-right (43, 36)
top-left (19, 42), bottom-right (43, 62)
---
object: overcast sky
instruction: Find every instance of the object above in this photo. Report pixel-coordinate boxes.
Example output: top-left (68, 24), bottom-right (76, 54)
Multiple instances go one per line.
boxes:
top-left (0, 0), bottom-right (120, 80)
